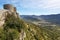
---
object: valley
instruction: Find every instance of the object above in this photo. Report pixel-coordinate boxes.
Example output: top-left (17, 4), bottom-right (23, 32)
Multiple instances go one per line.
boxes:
top-left (21, 15), bottom-right (60, 40)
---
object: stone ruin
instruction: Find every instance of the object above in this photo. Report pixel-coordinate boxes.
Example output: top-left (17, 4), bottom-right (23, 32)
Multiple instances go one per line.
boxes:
top-left (3, 4), bottom-right (16, 13)
top-left (0, 4), bottom-right (19, 27)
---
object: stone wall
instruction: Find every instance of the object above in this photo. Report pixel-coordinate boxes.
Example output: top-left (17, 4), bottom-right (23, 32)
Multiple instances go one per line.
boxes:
top-left (0, 4), bottom-right (19, 27)
top-left (3, 4), bottom-right (16, 13)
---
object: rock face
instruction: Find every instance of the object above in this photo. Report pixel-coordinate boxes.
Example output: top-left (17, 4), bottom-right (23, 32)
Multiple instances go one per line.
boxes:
top-left (0, 10), bottom-right (7, 27)
top-left (0, 4), bottom-right (18, 27)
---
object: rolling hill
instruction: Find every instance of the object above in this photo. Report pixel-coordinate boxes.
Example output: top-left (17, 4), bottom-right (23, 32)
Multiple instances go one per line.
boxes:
top-left (40, 14), bottom-right (60, 24)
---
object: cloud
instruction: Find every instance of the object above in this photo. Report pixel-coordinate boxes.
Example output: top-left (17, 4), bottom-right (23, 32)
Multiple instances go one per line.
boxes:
top-left (2, 0), bottom-right (60, 14)
top-left (20, 0), bottom-right (60, 13)
top-left (23, 0), bottom-right (60, 9)
top-left (5, 0), bottom-right (60, 9)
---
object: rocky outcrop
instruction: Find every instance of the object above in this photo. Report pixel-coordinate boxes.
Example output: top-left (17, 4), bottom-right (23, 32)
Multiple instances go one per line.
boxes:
top-left (20, 29), bottom-right (26, 40)
top-left (0, 4), bottom-right (19, 27)
top-left (0, 10), bottom-right (8, 27)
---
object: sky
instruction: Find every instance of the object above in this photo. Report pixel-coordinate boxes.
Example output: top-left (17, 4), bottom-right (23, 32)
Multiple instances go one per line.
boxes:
top-left (0, 0), bottom-right (60, 15)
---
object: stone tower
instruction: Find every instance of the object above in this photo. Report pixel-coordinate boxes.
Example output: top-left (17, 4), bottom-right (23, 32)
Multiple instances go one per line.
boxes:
top-left (0, 4), bottom-right (19, 27)
top-left (3, 4), bottom-right (16, 13)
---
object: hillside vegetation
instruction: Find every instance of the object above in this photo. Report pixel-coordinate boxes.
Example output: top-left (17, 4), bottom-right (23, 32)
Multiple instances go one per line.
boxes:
top-left (0, 12), bottom-right (59, 40)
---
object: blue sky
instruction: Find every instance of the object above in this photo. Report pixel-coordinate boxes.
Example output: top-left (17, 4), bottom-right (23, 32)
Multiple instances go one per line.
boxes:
top-left (0, 0), bottom-right (60, 15)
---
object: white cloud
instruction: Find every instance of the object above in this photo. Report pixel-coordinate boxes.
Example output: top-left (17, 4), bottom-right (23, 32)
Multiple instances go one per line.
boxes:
top-left (43, 0), bottom-right (60, 8)
top-left (5, 0), bottom-right (60, 14)
top-left (17, 0), bottom-right (60, 9)
top-left (6, 0), bottom-right (60, 9)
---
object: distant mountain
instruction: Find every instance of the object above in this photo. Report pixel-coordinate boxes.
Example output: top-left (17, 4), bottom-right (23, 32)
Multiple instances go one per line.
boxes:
top-left (20, 15), bottom-right (40, 21)
top-left (21, 14), bottom-right (60, 25)
top-left (40, 14), bottom-right (60, 24)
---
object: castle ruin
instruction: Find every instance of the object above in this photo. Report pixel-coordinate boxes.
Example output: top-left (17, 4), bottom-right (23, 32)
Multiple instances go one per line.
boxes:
top-left (3, 4), bottom-right (16, 13)
top-left (0, 4), bottom-right (19, 27)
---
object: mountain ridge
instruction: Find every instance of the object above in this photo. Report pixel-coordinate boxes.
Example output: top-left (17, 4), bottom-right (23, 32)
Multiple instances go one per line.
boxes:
top-left (21, 14), bottom-right (60, 25)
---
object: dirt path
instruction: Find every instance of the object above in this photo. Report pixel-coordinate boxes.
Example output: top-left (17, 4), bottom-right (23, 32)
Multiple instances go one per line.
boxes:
top-left (20, 30), bottom-right (26, 40)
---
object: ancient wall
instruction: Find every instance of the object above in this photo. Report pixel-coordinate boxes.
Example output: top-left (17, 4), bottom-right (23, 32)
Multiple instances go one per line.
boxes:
top-left (3, 4), bottom-right (16, 13)
top-left (0, 4), bottom-right (19, 27)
